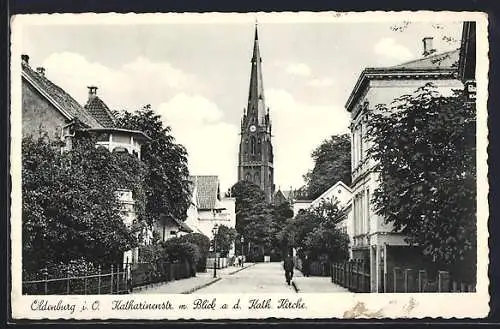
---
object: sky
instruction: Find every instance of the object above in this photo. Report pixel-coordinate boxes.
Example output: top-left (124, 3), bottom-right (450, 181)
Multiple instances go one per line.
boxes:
top-left (18, 14), bottom-right (463, 193)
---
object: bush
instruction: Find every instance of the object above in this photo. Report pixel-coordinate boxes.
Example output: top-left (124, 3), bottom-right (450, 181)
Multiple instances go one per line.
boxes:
top-left (177, 233), bottom-right (210, 272)
top-left (162, 237), bottom-right (199, 263)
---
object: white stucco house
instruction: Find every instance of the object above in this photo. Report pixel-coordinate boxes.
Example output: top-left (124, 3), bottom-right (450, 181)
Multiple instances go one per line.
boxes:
top-left (345, 37), bottom-right (463, 292)
top-left (183, 175), bottom-right (237, 257)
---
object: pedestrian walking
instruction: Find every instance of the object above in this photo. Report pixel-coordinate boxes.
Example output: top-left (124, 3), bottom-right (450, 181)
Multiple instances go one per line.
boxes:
top-left (303, 255), bottom-right (310, 277)
top-left (284, 254), bottom-right (295, 285)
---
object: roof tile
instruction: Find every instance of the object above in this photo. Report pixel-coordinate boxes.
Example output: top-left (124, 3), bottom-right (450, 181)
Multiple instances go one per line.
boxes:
top-left (22, 64), bottom-right (103, 129)
top-left (84, 96), bottom-right (116, 128)
top-left (189, 175), bottom-right (221, 210)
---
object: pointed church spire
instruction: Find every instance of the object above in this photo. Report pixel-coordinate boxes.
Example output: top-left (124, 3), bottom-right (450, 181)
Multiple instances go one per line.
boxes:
top-left (248, 23), bottom-right (266, 125)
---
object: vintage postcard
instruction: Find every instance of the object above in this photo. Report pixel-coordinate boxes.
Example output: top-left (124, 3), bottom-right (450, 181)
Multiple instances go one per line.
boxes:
top-left (10, 11), bottom-right (489, 320)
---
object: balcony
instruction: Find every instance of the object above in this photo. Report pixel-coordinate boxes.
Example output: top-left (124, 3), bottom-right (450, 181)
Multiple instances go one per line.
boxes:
top-left (83, 127), bottom-right (150, 160)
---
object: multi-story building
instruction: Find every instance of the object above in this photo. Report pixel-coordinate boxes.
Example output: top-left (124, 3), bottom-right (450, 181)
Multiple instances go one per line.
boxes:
top-left (345, 38), bottom-right (463, 292)
top-left (181, 175), bottom-right (237, 256)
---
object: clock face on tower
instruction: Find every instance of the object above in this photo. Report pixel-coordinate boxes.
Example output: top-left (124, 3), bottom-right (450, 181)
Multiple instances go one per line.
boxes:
top-left (249, 125), bottom-right (256, 132)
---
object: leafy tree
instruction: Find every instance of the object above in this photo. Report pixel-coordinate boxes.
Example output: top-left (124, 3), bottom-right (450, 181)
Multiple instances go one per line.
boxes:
top-left (215, 225), bottom-right (237, 257)
top-left (303, 134), bottom-right (351, 199)
top-left (231, 180), bottom-right (276, 260)
top-left (270, 201), bottom-right (294, 258)
top-left (22, 136), bottom-right (146, 272)
top-left (115, 105), bottom-right (192, 223)
top-left (278, 199), bottom-right (348, 263)
top-left (366, 83), bottom-right (476, 282)
top-left (177, 233), bottom-right (210, 271)
top-left (161, 238), bottom-right (200, 266)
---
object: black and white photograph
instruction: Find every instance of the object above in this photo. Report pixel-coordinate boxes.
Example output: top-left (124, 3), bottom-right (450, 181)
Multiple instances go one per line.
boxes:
top-left (10, 12), bottom-right (489, 319)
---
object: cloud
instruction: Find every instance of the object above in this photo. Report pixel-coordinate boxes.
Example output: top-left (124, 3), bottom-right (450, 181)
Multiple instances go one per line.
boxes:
top-left (373, 38), bottom-right (413, 61)
top-left (266, 89), bottom-right (350, 190)
top-left (284, 62), bottom-right (312, 77)
top-left (41, 52), bottom-right (198, 112)
top-left (158, 94), bottom-right (239, 193)
top-left (307, 77), bottom-right (334, 88)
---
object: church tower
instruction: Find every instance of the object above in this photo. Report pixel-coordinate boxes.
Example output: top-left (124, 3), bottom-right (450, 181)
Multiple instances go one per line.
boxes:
top-left (238, 24), bottom-right (275, 203)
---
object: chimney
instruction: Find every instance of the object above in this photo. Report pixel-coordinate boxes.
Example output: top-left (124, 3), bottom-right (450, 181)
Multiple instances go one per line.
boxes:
top-left (422, 37), bottom-right (436, 56)
top-left (88, 86), bottom-right (98, 100)
top-left (36, 67), bottom-right (45, 77)
top-left (21, 54), bottom-right (29, 66)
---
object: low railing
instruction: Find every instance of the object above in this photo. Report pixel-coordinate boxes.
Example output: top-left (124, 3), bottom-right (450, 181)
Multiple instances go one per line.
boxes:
top-left (331, 259), bottom-right (370, 293)
top-left (23, 264), bottom-right (131, 295)
top-left (22, 261), bottom-right (194, 295)
top-left (387, 267), bottom-right (476, 293)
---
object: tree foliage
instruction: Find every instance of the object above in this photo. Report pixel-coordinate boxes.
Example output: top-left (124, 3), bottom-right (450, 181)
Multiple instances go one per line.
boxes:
top-left (22, 136), bottom-right (147, 271)
top-left (278, 199), bottom-right (349, 263)
top-left (303, 134), bottom-right (351, 199)
top-left (115, 105), bottom-right (192, 223)
top-left (366, 83), bottom-right (476, 281)
top-left (231, 180), bottom-right (293, 260)
top-left (177, 233), bottom-right (210, 271)
top-left (215, 225), bottom-right (238, 257)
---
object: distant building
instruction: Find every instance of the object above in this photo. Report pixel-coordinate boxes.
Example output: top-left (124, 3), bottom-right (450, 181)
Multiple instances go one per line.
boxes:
top-left (181, 175), bottom-right (237, 256)
top-left (345, 39), bottom-right (463, 292)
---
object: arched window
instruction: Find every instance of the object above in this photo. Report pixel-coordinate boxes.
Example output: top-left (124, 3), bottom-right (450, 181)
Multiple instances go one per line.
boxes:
top-left (245, 173), bottom-right (250, 181)
top-left (251, 137), bottom-right (256, 154)
top-left (254, 172), bottom-right (260, 184)
top-left (257, 139), bottom-right (261, 154)
top-left (244, 139), bottom-right (248, 154)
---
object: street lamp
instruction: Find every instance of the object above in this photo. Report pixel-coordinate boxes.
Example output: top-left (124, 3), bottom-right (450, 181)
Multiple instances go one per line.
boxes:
top-left (212, 224), bottom-right (219, 278)
top-left (240, 236), bottom-right (245, 267)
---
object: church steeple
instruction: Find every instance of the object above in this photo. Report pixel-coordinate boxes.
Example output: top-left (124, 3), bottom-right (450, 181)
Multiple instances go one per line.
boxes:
top-left (248, 23), bottom-right (266, 126)
top-left (238, 24), bottom-right (275, 203)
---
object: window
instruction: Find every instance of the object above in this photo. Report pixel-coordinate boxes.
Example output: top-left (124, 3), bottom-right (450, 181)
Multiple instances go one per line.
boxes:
top-left (251, 137), bottom-right (256, 154)
top-left (254, 172), bottom-right (260, 184)
top-left (257, 139), bottom-right (261, 154)
top-left (366, 188), bottom-right (370, 231)
top-left (113, 146), bottom-right (128, 154)
top-left (245, 173), bottom-right (250, 181)
top-left (244, 139), bottom-right (248, 154)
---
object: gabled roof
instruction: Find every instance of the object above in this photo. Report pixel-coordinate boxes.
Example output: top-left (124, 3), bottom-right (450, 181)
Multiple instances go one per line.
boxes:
top-left (311, 181), bottom-right (352, 206)
top-left (162, 215), bottom-right (193, 233)
top-left (189, 175), bottom-right (222, 210)
top-left (21, 63), bottom-right (103, 129)
top-left (84, 96), bottom-right (117, 128)
top-left (390, 49), bottom-right (460, 70)
top-left (345, 48), bottom-right (460, 112)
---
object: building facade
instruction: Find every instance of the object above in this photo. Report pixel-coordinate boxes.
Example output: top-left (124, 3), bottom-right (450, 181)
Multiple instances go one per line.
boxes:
top-left (345, 39), bottom-right (463, 292)
top-left (238, 25), bottom-right (275, 203)
top-left (183, 175), bottom-right (237, 256)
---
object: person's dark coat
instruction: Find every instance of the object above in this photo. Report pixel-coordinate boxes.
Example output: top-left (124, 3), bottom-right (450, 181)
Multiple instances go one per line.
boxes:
top-left (284, 257), bottom-right (294, 272)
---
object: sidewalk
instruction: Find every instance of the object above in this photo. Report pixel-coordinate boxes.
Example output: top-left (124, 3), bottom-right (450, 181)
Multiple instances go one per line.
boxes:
top-left (133, 263), bottom-right (255, 294)
top-left (293, 270), bottom-right (348, 293)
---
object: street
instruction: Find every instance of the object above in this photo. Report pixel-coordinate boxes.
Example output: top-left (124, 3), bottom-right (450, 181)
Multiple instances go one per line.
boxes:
top-left (196, 262), bottom-right (296, 293)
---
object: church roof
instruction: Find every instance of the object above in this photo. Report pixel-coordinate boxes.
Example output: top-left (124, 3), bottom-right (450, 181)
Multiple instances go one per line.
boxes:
top-left (189, 175), bottom-right (222, 210)
top-left (21, 60), bottom-right (103, 129)
top-left (84, 94), bottom-right (117, 128)
top-left (247, 23), bottom-right (267, 126)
